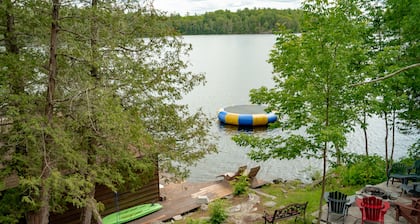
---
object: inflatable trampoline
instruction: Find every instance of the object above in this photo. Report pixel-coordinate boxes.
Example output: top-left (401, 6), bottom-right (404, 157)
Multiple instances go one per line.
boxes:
top-left (218, 105), bottom-right (277, 126)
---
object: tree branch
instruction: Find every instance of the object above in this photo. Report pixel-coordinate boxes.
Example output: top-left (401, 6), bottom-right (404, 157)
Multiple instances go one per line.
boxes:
top-left (54, 86), bottom-right (97, 103)
top-left (351, 63), bottom-right (420, 87)
top-left (59, 28), bottom-right (89, 41)
top-left (0, 121), bottom-right (13, 126)
top-left (58, 53), bottom-right (89, 64)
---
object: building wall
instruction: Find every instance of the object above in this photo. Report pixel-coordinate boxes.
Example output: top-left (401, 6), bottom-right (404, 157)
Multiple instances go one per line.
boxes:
top-left (49, 171), bottom-right (160, 224)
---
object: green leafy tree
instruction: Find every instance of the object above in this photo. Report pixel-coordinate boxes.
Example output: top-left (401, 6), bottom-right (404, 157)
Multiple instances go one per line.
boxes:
top-left (352, 0), bottom-right (420, 164)
top-left (1, 0), bottom-right (51, 222)
top-left (233, 1), bottom-right (371, 222)
top-left (1, 0), bottom-right (216, 223)
top-left (384, 0), bottom-right (420, 152)
top-left (231, 1), bottom-right (418, 223)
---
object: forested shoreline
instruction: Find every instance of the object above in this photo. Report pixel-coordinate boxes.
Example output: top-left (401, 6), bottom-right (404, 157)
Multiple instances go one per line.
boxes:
top-left (165, 8), bottom-right (302, 35)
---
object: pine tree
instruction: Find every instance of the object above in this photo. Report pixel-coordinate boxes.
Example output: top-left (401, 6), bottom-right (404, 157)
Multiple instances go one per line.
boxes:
top-left (1, 1), bottom-right (217, 223)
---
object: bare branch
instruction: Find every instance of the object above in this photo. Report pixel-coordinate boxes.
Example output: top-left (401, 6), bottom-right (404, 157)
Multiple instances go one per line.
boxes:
top-left (59, 28), bottom-right (89, 41)
top-left (0, 121), bottom-right (13, 126)
top-left (351, 63), bottom-right (420, 87)
top-left (54, 86), bottom-right (97, 103)
top-left (58, 53), bottom-right (89, 64)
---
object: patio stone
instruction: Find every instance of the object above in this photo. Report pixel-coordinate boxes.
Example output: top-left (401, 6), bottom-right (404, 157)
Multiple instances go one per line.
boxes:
top-left (313, 181), bottom-right (413, 223)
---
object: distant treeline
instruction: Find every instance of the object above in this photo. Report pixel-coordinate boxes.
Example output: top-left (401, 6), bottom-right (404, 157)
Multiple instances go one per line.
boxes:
top-left (166, 8), bottom-right (302, 35)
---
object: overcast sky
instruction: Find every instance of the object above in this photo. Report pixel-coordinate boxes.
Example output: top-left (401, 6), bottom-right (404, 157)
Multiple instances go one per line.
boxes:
top-left (153, 0), bottom-right (303, 15)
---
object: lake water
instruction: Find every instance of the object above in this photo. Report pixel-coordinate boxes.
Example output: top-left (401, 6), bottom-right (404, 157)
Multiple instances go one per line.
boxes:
top-left (179, 34), bottom-right (418, 183)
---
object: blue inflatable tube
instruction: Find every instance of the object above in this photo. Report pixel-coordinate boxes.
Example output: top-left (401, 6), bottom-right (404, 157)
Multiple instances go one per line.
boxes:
top-left (218, 105), bottom-right (277, 126)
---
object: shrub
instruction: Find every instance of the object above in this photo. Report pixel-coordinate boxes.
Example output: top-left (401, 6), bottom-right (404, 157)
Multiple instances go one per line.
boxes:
top-left (339, 154), bottom-right (386, 186)
top-left (397, 156), bottom-right (416, 167)
top-left (408, 140), bottom-right (420, 158)
top-left (233, 175), bottom-right (248, 196)
top-left (208, 199), bottom-right (228, 224)
top-left (186, 218), bottom-right (206, 224)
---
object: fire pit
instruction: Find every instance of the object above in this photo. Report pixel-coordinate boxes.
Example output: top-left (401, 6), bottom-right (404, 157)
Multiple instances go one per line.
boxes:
top-left (361, 186), bottom-right (396, 200)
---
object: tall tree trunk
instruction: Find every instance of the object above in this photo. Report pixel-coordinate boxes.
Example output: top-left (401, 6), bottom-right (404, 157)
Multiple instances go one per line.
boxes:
top-left (5, 0), bottom-right (19, 54)
top-left (391, 110), bottom-right (396, 162)
top-left (384, 111), bottom-right (389, 173)
top-left (90, 0), bottom-right (99, 80)
top-left (81, 188), bottom-right (95, 224)
top-left (82, 1), bottom-right (100, 222)
top-left (37, 0), bottom-right (60, 223)
top-left (5, 0), bottom-right (25, 95)
top-left (363, 109), bottom-right (369, 156)
top-left (317, 93), bottom-right (330, 224)
top-left (38, 167), bottom-right (51, 224)
top-left (45, 0), bottom-right (59, 122)
top-left (81, 139), bottom-right (97, 224)
top-left (317, 142), bottom-right (328, 224)
top-left (26, 212), bottom-right (41, 224)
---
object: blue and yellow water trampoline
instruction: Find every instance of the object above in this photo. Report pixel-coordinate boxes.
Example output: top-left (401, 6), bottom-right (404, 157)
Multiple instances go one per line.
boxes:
top-left (218, 105), bottom-right (277, 126)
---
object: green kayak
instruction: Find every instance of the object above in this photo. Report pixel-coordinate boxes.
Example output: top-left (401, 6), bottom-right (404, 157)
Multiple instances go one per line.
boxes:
top-left (102, 203), bottom-right (162, 224)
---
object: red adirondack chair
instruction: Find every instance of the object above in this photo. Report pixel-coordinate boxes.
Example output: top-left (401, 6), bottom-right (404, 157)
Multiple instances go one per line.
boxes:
top-left (356, 196), bottom-right (390, 224)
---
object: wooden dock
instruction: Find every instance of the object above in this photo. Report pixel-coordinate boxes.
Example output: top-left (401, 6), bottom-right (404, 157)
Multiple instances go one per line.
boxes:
top-left (128, 180), bottom-right (233, 224)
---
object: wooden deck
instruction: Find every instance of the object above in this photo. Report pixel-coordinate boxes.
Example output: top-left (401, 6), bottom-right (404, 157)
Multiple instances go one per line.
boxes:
top-left (128, 180), bottom-right (233, 224)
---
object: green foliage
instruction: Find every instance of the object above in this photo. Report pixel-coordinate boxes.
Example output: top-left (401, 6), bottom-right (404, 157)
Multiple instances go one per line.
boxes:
top-left (408, 140), bottom-right (420, 158)
top-left (0, 0), bottom-right (217, 222)
top-left (379, 0), bottom-right (420, 150)
top-left (167, 8), bottom-right (302, 35)
top-left (338, 155), bottom-right (387, 186)
top-left (232, 175), bottom-right (249, 196)
top-left (185, 218), bottom-right (207, 224)
top-left (234, 0), bottom-right (369, 164)
top-left (232, 0), bottom-right (419, 190)
top-left (232, 2), bottom-right (379, 221)
top-left (0, 189), bottom-right (26, 224)
top-left (208, 199), bottom-right (228, 224)
top-left (395, 156), bottom-right (416, 167)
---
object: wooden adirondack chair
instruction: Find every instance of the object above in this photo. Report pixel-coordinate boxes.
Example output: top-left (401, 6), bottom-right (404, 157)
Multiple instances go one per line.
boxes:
top-left (247, 166), bottom-right (268, 188)
top-left (394, 197), bottom-right (420, 224)
top-left (324, 191), bottom-right (354, 223)
top-left (247, 166), bottom-right (268, 189)
top-left (216, 165), bottom-right (247, 181)
top-left (356, 196), bottom-right (390, 224)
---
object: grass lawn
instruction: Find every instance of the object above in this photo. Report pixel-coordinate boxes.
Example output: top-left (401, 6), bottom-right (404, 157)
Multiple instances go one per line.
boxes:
top-left (174, 178), bottom-right (364, 224)
top-left (257, 180), bottom-right (363, 223)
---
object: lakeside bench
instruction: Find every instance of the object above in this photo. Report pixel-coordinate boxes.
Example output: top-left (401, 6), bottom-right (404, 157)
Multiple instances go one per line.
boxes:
top-left (262, 201), bottom-right (308, 224)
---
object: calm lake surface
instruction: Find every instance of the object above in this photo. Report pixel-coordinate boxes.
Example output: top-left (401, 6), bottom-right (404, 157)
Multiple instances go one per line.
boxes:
top-left (180, 34), bottom-right (418, 183)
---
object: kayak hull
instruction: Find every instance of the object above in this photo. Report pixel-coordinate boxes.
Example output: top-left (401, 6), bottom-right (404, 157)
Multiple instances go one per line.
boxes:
top-left (102, 203), bottom-right (162, 224)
